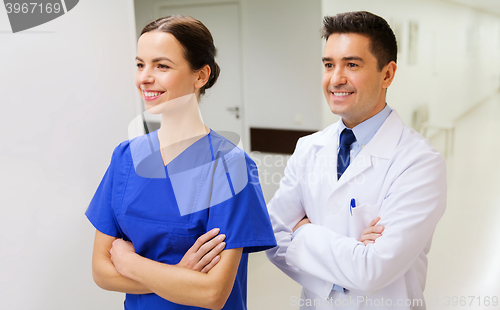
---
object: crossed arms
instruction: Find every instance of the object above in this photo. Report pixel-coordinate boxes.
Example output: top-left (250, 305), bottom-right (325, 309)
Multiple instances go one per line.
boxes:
top-left (266, 146), bottom-right (447, 297)
top-left (91, 228), bottom-right (239, 310)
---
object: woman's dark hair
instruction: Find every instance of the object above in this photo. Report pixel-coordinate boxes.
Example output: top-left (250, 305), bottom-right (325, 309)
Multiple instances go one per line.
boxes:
top-left (141, 15), bottom-right (220, 95)
top-left (322, 11), bottom-right (397, 71)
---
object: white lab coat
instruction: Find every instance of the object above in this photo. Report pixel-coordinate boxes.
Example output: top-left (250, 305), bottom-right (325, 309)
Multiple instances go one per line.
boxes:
top-left (266, 111), bottom-right (446, 310)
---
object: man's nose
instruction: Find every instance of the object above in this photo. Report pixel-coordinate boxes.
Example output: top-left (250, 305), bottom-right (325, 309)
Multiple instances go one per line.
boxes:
top-left (330, 68), bottom-right (347, 86)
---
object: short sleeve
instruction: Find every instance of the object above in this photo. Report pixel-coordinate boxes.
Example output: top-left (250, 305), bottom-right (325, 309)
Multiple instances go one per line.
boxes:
top-left (85, 147), bottom-right (123, 238)
top-left (207, 152), bottom-right (277, 254)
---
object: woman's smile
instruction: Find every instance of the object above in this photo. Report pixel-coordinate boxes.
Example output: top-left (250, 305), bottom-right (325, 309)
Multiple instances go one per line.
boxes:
top-left (142, 90), bottom-right (165, 101)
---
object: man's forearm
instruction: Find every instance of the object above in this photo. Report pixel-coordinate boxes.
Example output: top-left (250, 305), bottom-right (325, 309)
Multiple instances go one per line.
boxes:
top-left (266, 224), bottom-right (334, 299)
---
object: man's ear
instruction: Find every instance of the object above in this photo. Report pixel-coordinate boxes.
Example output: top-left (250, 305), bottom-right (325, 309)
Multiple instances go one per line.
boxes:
top-left (194, 64), bottom-right (211, 90)
top-left (382, 61), bottom-right (397, 89)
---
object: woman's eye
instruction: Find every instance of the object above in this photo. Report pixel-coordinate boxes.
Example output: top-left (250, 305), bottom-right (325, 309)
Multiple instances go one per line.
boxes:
top-left (158, 64), bottom-right (170, 69)
top-left (136, 63), bottom-right (144, 69)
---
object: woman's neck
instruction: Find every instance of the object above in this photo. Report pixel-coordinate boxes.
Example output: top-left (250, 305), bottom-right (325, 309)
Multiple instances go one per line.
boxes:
top-left (156, 94), bottom-right (208, 164)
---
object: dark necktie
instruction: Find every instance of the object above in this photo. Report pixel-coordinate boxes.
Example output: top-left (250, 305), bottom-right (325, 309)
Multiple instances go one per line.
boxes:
top-left (337, 128), bottom-right (356, 180)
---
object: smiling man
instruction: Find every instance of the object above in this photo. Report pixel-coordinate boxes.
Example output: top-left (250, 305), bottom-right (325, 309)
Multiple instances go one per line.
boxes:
top-left (266, 11), bottom-right (447, 309)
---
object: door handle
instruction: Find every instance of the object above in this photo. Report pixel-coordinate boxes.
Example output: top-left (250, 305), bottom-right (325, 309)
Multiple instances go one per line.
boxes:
top-left (226, 106), bottom-right (240, 119)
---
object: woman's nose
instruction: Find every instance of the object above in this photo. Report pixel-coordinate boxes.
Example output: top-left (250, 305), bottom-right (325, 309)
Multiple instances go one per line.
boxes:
top-left (138, 69), bottom-right (154, 85)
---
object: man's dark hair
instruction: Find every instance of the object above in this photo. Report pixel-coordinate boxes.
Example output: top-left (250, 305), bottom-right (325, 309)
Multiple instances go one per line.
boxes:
top-left (322, 11), bottom-right (397, 71)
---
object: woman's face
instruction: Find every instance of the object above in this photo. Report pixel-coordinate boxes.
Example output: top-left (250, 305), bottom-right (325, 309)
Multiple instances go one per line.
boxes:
top-left (135, 31), bottom-right (200, 113)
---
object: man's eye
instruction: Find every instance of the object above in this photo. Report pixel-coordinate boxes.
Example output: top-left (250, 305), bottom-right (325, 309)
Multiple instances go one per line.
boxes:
top-left (324, 63), bottom-right (333, 68)
top-left (347, 63), bottom-right (358, 68)
top-left (136, 63), bottom-right (144, 68)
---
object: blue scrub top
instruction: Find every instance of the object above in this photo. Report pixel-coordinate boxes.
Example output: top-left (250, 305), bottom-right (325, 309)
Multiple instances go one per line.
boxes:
top-left (86, 129), bottom-right (277, 310)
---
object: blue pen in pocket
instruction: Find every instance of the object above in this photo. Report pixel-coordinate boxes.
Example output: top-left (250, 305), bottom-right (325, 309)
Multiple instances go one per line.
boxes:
top-left (350, 198), bottom-right (356, 216)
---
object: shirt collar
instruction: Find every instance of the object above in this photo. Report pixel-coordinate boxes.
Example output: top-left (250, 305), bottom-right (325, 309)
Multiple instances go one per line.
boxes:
top-left (338, 104), bottom-right (393, 148)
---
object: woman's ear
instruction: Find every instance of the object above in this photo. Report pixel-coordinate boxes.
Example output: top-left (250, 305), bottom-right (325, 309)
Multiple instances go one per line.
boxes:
top-left (194, 64), bottom-right (211, 90)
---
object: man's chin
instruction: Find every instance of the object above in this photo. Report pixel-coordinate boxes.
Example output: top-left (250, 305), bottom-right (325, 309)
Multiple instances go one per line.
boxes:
top-left (328, 103), bottom-right (350, 116)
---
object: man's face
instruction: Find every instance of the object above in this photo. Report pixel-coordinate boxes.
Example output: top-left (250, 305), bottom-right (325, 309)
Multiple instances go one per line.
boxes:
top-left (322, 33), bottom-right (396, 128)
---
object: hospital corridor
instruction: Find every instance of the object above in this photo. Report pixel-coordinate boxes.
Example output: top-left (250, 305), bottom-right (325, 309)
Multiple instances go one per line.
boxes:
top-left (1, 0), bottom-right (500, 309)
top-left (425, 92), bottom-right (500, 301)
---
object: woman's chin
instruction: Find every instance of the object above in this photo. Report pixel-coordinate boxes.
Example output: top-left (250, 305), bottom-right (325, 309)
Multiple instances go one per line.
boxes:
top-left (144, 101), bottom-right (165, 114)
top-left (144, 94), bottom-right (197, 115)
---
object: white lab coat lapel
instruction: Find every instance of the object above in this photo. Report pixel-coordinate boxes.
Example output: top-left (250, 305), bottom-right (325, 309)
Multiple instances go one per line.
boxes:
top-left (326, 111), bottom-right (405, 200)
top-left (335, 151), bottom-right (372, 189)
top-left (367, 110), bottom-right (404, 160)
top-left (312, 122), bottom-right (339, 193)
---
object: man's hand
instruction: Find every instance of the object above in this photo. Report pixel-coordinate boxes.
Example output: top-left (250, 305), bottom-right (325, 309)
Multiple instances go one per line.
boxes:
top-left (293, 216), bottom-right (311, 233)
top-left (360, 217), bottom-right (385, 245)
top-left (177, 228), bottom-right (226, 273)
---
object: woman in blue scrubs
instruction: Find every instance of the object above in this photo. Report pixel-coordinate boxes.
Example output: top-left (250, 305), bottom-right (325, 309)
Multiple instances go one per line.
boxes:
top-left (86, 15), bottom-right (276, 309)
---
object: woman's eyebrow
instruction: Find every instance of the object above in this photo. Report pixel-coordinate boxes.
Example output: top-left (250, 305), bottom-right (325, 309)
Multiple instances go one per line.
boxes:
top-left (135, 56), bottom-right (175, 64)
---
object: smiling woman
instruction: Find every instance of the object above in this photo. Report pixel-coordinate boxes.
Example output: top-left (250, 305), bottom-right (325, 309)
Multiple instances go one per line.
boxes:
top-left (135, 31), bottom-right (204, 113)
top-left (139, 15), bottom-right (220, 96)
top-left (85, 15), bottom-right (276, 310)
top-left (135, 16), bottom-right (219, 113)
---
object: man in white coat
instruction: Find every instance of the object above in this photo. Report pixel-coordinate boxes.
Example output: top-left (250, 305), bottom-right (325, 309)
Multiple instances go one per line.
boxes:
top-left (266, 11), bottom-right (446, 310)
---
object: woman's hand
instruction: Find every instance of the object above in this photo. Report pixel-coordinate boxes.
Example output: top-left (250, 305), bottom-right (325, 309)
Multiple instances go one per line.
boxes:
top-left (110, 238), bottom-right (137, 277)
top-left (177, 228), bottom-right (226, 273)
top-left (360, 217), bottom-right (385, 245)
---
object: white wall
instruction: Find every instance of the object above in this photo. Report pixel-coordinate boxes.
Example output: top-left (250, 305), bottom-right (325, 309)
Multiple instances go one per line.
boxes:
top-left (322, 0), bottom-right (500, 127)
top-left (0, 1), bottom-right (138, 309)
top-left (239, 0), bottom-right (323, 195)
top-left (239, 0), bottom-right (323, 202)
top-left (240, 0), bottom-right (323, 132)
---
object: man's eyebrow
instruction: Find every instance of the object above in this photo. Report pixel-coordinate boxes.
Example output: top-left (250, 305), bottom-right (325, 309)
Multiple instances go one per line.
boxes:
top-left (343, 56), bottom-right (364, 62)
top-left (322, 56), bottom-right (364, 63)
top-left (135, 56), bottom-right (175, 64)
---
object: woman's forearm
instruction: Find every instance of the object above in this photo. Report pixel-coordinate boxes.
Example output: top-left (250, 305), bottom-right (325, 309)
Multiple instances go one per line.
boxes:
top-left (91, 230), bottom-right (152, 294)
top-left (92, 252), bottom-right (153, 294)
top-left (118, 248), bottom-right (242, 309)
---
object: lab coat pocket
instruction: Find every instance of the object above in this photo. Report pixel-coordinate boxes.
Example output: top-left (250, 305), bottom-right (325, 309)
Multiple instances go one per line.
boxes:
top-left (348, 204), bottom-right (380, 239)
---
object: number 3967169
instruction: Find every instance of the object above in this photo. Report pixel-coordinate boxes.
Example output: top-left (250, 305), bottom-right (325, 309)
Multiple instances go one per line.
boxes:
top-left (5, 2), bottom-right (62, 14)
top-left (443, 296), bottom-right (498, 307)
